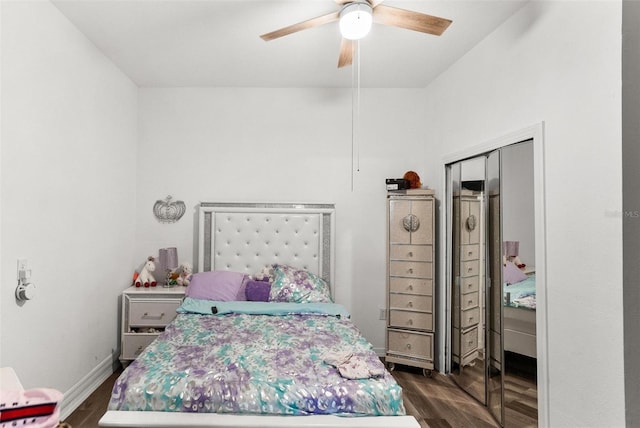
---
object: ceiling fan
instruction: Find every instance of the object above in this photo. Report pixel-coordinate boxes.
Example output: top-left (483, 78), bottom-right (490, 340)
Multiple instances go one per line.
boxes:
top-left (260, 0), bottom-right (452, 68)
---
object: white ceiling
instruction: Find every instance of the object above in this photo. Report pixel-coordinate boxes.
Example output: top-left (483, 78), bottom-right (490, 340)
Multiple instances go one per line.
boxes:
top-left (51, 0), bottom-right (527, 88)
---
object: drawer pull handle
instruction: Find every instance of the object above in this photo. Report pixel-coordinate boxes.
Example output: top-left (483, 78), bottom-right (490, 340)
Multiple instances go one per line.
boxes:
top-left (406, 344), bottom-right (412, 350)
top-left (408, 285), bottom-right (414, 291)
top-left (407, 319), bottom-right (413, 325)
top-left (143, 312), bottom-right (165, 319)
top-left (467, 267), bottom-right (473, 272)
top-left (402, 214), bottom-right (420, 233)
top-left (468, 300), bottom-right (473, 305)
top-left (468, 316), bottom-right (474, 322)
top-left (408, 252), bottom-right (413, 257)
top-left (407, 302), bottom-right (413, 308)
top-left (408, 268), bottom-right (414, 274)
top-left (468, 251), bottom-right (473, 255)
top-left (468, 340), bottom-right (474, 346)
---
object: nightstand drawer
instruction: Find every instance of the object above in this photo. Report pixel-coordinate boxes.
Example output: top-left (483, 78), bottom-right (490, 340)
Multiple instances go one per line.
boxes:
top-left (389, 277), bottom-right (432, 296)
top-left (389, 245), bottom-right (433, 262)
top-left (122, 334), bottom-right (156, 360)
top-left (388, 330), bottom-right (433, 360)
top-left (390, 261), bottom-right (432, 279)
top-left (389, 310), bottom-right (433, 331)
top-left (390, 294), bottom-right (432, 312)
top-left (129, 299), bottom-right (180, 327)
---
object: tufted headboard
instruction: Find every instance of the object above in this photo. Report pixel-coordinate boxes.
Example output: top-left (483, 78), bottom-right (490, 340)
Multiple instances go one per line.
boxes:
top-left (197, 202), bottom-right (336, 292)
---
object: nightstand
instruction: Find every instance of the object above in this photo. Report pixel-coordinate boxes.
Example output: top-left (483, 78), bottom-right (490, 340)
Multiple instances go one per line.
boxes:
top-left (120, 286), bottom-right (185, 364)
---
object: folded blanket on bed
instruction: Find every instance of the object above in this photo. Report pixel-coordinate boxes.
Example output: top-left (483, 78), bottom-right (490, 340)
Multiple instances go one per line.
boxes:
top-left (513, 294), bottom-right (536, 309)
top-left (323, 351), bottom-right (386, 379)
top-left (178, 297), bottom-right (351, 318)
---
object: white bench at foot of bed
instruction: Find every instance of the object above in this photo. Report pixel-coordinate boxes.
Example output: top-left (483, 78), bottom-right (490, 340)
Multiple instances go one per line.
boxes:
top-left (99, 411), bottom-right (420, 428)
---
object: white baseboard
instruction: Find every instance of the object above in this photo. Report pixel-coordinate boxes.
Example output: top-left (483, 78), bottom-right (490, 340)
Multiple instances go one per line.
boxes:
top-left (60, 354), bottom-right (116, 420)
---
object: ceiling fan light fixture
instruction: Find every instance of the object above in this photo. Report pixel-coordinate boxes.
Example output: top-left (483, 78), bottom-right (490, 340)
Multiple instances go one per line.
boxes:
top-left (339, 2), bottom-right (373, 40)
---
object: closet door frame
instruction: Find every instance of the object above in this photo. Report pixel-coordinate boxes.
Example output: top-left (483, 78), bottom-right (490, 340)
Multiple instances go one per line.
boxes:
top-left (439, 122), bottom-right (548, 427)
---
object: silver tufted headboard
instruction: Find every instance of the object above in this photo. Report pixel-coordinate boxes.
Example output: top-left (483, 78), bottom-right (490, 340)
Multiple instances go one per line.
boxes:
top-left (197, 202), bottom-right (336, 292)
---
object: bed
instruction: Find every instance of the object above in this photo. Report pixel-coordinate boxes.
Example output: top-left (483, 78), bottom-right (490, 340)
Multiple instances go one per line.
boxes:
top-left (503, 272), bottom-right (537, 359)
top-left (99, 202), bottom-right (418, 428)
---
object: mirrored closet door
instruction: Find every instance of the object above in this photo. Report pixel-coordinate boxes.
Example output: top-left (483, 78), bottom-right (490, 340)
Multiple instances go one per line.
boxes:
top-left (446, 140), bottom-right (537, 427)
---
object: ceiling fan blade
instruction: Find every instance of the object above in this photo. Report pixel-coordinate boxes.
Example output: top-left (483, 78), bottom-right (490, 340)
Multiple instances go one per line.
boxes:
top-left (260, 11), bottom-right (340, 41)
top-left (338, 38), bottom-right (354, 68)
top-left (372, 4), bottom-right (452, 36)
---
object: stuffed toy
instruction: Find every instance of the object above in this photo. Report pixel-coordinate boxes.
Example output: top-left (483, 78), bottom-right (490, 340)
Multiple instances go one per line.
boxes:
top-left (176, 262), bottom-right (193, 286)
top-left (135, 256), bottom-right (157, 287)
top-left (403, 170), bottom-right (422, 189)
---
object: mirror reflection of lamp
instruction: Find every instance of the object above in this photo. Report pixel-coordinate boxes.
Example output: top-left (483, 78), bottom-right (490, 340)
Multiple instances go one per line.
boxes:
top-left (503, 241), bottom-right (525, 268)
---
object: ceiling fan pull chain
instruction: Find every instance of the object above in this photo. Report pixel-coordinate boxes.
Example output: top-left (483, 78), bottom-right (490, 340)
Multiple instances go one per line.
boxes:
top-left (351, 42), bottom-right (356, 192)
top-left (356, 39), bottom-right (361, 174)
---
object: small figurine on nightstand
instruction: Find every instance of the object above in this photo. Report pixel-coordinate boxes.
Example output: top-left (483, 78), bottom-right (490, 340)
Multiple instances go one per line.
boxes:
top-left (165, 269), bottom-right (180, 287)
top-left (176, 262), bottom-right (193, 287)
top-left (134, 256), bottom-right (157, 288)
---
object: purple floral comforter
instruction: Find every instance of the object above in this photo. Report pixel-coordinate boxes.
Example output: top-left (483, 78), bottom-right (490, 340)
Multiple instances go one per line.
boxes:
top-left (108, 303), bottom-right (405, 417)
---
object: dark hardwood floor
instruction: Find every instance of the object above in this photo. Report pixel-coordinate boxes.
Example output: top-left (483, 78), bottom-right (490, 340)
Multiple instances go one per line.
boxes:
top-left (63, 361), bottom-right (536, 428)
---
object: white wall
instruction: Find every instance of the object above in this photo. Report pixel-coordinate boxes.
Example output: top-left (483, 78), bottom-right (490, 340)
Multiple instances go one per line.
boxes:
top-left (622, 1), bottom-right (640, 426)
top-left (0, 0), bottom-right (137, 399)
top-left (502, 141), bottom-right (535, 265)
top-left (135, 87), bottom-right (429, 350)
top-left (425, 1), bottom-right (624, 426)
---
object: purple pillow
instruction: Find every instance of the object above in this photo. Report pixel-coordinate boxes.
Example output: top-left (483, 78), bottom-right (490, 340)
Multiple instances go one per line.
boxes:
top-left (245, 280), bottom-right (271, 302)
top-left (504, 261), bottom-right (527, 285)
top-left (186, 271), bottom-right (247, 301)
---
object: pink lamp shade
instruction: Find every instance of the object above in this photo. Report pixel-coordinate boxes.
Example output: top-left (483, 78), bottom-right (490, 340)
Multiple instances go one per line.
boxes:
top-left (503, 241), bottom-right (519, 258)
top-left (159, 247), bottom-right (178, 283)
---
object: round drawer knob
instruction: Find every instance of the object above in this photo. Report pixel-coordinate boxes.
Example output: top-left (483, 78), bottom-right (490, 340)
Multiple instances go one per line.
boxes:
top-left (408, 252), bottom-right (414, 257)
top-left (407, 302), bottom-right (413, 308)
top-left (402, 214), bottom-right (420, 232)
top-left (406, 344), bottom-right (412, 350)
top-left (408, 285), bottom-right (413, 291)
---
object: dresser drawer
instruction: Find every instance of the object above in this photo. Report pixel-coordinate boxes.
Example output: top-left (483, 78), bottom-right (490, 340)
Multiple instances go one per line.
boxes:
top-left (461, 291), bottom-right (479, 311)
top-left (389, 310), bottom-right (433, 331)
top-left (454, 306), bottom-right (480, 329)
top-left (389, 277), bottom-right (432, 296)
top-left (388, 330), bottom-right (433, 360)
top-left (390, 294), bottom-right (432, 312)
top-left (390, 261), bottom-right (432, 279)
top-left (461, 260), bottom-right (479, 277)
top-left (121, 334), bottom-right (156, 360)
top-left (390, 245), bottom-right (433, 262)
top-left (129, 299), bottom-right (181, 327)
top-left (461, 244), bottom-right (480, 261)
top-left (453, 326), bottom-right (479, 356)
top-left (460, 276), bottom-right (479, 294)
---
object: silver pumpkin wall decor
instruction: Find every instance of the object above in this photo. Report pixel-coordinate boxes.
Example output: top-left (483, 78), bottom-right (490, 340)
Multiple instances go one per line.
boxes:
top-left (153, 195), bottom-right (186, 223)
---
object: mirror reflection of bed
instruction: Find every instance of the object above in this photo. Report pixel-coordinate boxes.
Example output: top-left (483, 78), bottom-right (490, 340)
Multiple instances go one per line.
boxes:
top-left (447, 140), bottom-right (538, 427)
top-left (500, 141), bottom-right (538, 426)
